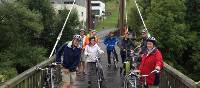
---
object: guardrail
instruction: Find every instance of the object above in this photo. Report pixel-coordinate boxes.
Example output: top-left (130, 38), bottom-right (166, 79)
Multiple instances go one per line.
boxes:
top-left (1, 57), bottom-right (199, 88)
top-left (160, 62), bottom-right (199, 88)
top-left (0, 56), bottom-right (61, 88)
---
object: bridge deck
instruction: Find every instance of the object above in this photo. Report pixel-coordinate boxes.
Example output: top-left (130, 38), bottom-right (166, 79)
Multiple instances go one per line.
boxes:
top-left (72, 41), bottom-right (123, 88)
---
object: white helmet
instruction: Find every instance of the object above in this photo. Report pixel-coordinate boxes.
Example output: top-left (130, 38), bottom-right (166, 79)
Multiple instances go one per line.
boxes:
top-left (80, 29), bottom-right (85, 32)
top-left (147, 36), bottom-right (156, 44)
top-left (73, 34), bottom-right (82, 41)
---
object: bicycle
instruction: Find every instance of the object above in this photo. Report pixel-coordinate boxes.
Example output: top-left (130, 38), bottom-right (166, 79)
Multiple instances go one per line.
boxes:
top-left (120, 49), bottom-right (140, 87)
top-left (110, 46), bottom-right (118, 69)
top-left (124, 69), bottom-right (160, 88)
top-left (96, 58), bottom-right (104, 88)
top-left (36, 62), bottom-right (61, 88)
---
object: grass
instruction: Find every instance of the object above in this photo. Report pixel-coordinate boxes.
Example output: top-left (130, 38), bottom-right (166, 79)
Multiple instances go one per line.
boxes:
top-left (95, 0), bottom-right (134, 32)
top-left (95, 1), bottom-right (119, 31)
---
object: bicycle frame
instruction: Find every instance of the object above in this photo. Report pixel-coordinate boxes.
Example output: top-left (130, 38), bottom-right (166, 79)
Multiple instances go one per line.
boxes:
top-left (110, 49), bottom-right (118, 68)
top-left (36, 63), bottom-right (61, 88)
top-left (127, 69), bottom-right (160, 88)
top-left (96, 59), bottom-right (104, 88)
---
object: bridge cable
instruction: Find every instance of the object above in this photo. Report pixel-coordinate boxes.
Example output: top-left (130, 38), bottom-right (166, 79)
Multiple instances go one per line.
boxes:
top-left (134, 0), bottom-right (150, 37)
top-left (49, 0), bottom-right (76, 58)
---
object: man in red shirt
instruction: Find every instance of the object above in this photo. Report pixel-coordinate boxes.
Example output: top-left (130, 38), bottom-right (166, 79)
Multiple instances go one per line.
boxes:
top-left (137, 37), bottom-right (164, 88)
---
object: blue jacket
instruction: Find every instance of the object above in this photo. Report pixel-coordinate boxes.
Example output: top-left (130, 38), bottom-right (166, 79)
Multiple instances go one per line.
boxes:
top-left (104, 36), bottom-right (118, 51)
top-left (56, 41), bottom-right (81, 72)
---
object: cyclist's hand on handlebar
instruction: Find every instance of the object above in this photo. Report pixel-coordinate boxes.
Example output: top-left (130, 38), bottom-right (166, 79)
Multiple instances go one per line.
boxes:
top-left (133, 70), bottom-right (141, 73)
top-left (155, 66), bottom-right (161, 71)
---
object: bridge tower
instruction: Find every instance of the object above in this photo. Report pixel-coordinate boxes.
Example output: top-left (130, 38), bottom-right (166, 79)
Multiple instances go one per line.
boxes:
top-left (119, 0), bottom-right (126, 36)
top-left (86, 0), bottom-right (93, 31)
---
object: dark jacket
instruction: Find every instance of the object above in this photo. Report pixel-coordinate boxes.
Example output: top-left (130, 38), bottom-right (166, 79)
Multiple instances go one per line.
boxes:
top-left (119, 38), bottom-right (134, 50)
top-left (56, 41), bottom-right (81, 72)
top-left (140, 38), bottom-right (147, 54)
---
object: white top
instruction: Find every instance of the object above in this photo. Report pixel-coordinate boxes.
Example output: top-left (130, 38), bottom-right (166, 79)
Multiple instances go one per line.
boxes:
top-left (84, 44), bottom-right (104, 62)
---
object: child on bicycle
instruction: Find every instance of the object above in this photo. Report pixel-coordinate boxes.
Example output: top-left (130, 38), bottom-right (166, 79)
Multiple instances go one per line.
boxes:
top-left (103, 31), bottom-right (119, 67)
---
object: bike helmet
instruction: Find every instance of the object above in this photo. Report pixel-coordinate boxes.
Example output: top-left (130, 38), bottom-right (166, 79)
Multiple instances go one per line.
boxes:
top-left (80, 29), bottom-right (85, 32)
top-left (91, 30), bottom-right (96, 32)
top-left (73, 34), bottom-right (82, 41)
top-left (141, 29), bottom-right (147, 33)
top-left (147, 36), bottom-right (156, 45)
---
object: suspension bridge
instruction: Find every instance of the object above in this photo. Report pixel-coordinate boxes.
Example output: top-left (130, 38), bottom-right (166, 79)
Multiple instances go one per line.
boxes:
top-left (0, 0), bottom-right (200, 88)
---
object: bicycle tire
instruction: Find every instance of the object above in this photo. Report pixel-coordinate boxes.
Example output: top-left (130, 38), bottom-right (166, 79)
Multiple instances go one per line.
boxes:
top-left (123, 77), bottom-right (128, 88)
top-left (112, 52), bottom-right (118, 69)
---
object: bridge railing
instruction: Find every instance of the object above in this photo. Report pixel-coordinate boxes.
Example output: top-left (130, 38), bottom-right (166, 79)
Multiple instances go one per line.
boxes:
top-left (1, 57), bottom-right (200, 88)
top-left (0, 56), bottom-right (60, 88)
top-left (160, 62), bottom-right (199, 88)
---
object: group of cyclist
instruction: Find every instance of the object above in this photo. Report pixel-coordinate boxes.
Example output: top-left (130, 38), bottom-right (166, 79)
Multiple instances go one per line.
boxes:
top-left (56, 28), bottom-right (164, 88)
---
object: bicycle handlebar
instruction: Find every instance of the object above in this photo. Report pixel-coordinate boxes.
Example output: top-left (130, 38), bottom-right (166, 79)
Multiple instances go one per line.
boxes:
top-left (36, 62), bottom-right (61, 71)
top-left (129, 69), bottom-right (160, 78)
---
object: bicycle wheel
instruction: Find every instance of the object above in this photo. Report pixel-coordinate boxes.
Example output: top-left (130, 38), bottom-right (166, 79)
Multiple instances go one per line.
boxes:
top-left (123, 77), bottom-right (128, 88)
top-left (113, 57), bottom-right (117, 69)
top-left (127, 76), bottom-right (138, 88)
top-left (97, 68), bottom-right (103, 88)
top-left (51, 67), bottom-right (61, 88)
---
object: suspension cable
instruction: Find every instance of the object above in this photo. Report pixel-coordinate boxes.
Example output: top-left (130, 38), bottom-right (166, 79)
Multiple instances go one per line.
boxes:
top-left (125, 0), bottom-right (127, 24)
top-left (134, 0), bottom-right (148, 32)
top-left (49, 0), bottom-right (76, 58)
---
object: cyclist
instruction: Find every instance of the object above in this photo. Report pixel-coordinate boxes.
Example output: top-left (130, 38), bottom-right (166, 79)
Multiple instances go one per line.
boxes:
top-left (118, 32), bottom-right (135, 74)
top-left (103, 31), bottom-right (119, 67)
top-left (135, 37), bottom-right (164, 88)
top-left (84, 37), bottom-right (104, 85)
top-left (77, 29), bottom-right (87, 74)
top-left (118, 32), bottom-right (135, 64)
top-left (85, 30), bottom-right (100, 45)
top-left (56, 35), bottom-right (82, 88)
top-left (139, 29), bottom-right (148, 57)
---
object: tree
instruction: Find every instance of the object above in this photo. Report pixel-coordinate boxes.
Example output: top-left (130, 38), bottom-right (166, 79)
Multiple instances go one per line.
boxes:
top-left (18, 0), bottom-right (57, 54)
top-left (55, 9), bottom-right (80, 45)
top-left (184, 0), bottom-right (200, 81)
top-left (136, 0), bottom-right (200, 81)
top-left (0, 2), bottom-right (46, 82)
top-left (128, 4), bottom-right (142, 38)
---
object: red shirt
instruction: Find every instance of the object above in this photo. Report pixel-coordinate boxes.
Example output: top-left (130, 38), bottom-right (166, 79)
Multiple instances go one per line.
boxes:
top-left (139, 48), bottom-right (164, 85)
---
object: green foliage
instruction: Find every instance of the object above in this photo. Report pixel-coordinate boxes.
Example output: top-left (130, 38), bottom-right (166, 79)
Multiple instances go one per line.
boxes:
top-left (129, 0), bottom-right (200, 81)
top-left (0, 3), bottom-right (43, 50)
top-left (55, 9), bottom-right (80, 45)
top-left (128, 3), bottom-right (142, 35)
top-left (95, 0), bottom-right (119, 31)
top-left (0, 2), bottom-right (47, 82)
top-left (0, 0), bottom-right (80, 83)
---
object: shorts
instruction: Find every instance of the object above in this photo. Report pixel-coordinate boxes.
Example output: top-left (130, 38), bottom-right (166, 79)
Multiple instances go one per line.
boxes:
top-left (80, 53), bottom-right (86, 62)
top-left (61, 68), bottom-right (76, 83)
